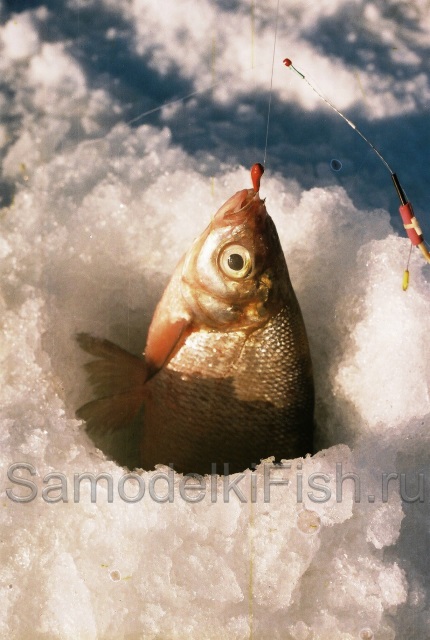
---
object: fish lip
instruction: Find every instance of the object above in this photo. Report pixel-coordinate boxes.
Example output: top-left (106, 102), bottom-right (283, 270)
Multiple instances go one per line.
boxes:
top-left (213, 190), bottom-right (267, 234)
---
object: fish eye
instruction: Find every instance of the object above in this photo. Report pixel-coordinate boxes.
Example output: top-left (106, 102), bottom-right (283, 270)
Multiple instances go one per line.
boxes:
top-left (219, 244), bottom-right (252, 279)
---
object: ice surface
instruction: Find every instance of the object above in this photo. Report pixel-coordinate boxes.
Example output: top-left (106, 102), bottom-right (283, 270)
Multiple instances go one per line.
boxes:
top-left (1, 1), bottom-right (429, 639)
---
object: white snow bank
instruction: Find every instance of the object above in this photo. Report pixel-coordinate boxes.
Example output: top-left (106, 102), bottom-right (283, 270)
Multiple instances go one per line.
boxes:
top-left (1, 120), bottom-right (429, 638)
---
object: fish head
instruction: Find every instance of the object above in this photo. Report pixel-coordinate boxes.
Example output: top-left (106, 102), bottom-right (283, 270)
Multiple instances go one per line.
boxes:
top-left (144, 166), bottom-right (294, 375)
top-left (180, 185), bottom-right (291, 331)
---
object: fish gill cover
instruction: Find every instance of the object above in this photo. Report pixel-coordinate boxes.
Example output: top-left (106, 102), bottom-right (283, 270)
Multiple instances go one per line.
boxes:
top-left (0, 1), bottom-right (429, 639)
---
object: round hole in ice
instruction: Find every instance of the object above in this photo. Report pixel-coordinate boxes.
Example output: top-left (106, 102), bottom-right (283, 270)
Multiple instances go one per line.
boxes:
top-left (330, 158), bottom-right (342, 171)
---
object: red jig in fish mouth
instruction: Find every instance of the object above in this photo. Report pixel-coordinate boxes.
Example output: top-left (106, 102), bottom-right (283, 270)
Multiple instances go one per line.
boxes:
top-left (251, 162), bottom-right (264, 192)
top-left (213, 163), bottom-right (266, 230)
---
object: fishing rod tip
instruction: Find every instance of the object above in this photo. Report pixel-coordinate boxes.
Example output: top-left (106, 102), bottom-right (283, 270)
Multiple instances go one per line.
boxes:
top-left (283, 57), bottom-right (304, 78)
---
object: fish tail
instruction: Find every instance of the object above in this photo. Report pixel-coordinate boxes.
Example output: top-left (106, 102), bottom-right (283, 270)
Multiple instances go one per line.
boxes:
top-left (76, 333), bottom-right (147, 434)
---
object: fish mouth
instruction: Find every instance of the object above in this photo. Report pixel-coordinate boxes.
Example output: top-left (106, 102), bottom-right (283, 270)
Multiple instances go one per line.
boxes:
top-left (213, 189), bottom-right (267, 230)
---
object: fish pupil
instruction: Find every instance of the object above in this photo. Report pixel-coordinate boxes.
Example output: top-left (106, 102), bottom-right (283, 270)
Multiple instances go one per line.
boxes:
top-left (228, 253), bottom-right (244, 271)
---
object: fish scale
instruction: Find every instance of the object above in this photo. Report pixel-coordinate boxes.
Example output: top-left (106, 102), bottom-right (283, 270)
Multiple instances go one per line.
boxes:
top-left (142, 303), bottom-right (314, 474)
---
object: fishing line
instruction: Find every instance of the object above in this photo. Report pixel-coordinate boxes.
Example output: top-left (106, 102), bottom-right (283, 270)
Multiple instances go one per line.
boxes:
top-left (251, 0), bottom-right (255, 69)
top-left (263, 0), bottom-right (281, 167)
top-left (125, 58), bottom-right (272, 128)
top-left (125, 87), bottom-right (209, 126)
top-left (283, 57), bottom-right (430, 274)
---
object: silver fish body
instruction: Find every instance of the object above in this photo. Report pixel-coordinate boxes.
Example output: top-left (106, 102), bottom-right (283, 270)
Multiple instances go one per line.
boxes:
top-left (77, 168), bottom-right (314, 474)
top-left (142, 303), bottom-right (313, 474)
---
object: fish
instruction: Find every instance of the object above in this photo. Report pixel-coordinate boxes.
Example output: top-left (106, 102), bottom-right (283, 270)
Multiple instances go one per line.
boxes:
top-left (76, 164), bottom-right (314, 474)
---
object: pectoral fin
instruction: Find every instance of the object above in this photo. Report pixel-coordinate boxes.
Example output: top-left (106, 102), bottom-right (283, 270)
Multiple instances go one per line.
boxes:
top-left (142, 260), bottom-right (192, 378)
top-left (144, 317), bottom-right (190, 379)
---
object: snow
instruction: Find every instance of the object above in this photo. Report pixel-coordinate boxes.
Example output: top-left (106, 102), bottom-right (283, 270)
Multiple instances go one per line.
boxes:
top-left (0, 1), bottom-right (429, 638)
